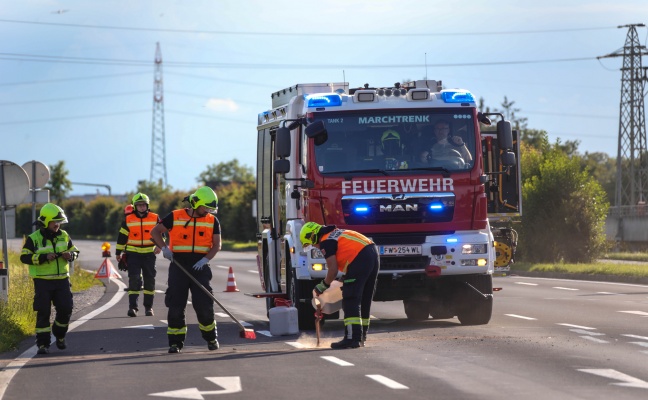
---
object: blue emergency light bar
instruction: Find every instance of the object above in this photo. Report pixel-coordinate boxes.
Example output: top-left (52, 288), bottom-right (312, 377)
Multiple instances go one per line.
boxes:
top-left (446, 237), bottom-right (458, 243)
top-left (353, 205), bottom-right (370, 214)
top-left (429, 203), bottom-right (444, 211)
top-left (306, 94), bottom-right (343, 107)
top-left (441, 91), bottom-right (475, 103)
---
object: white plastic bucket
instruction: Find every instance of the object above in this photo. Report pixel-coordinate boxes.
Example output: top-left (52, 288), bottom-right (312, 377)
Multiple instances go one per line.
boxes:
top-left (269, 305), bottom-right (299, 335)
top-left (312, 280), bottom-right (343, 314)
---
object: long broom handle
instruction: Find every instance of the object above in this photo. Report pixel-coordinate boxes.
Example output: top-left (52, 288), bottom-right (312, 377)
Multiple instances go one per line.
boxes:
top-left (172, 259), bottom-right (247, 331)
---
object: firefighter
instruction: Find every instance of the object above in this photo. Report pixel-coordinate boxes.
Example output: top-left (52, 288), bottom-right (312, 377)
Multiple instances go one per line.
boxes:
top-left (116, 193), bottom-right (161, 317)
top-left (150, 186), bottom-right (221, 354)
top-left (430, 119), bottom-right (472, 162)
top-left (300, 222), bottom-right (380, 349)
top-left (380, 129), bottom-right (408, 170)
top-left (20, 203), bottom-right (79, 355)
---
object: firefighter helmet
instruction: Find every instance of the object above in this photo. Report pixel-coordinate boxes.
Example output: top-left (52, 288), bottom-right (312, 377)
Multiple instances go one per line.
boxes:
top-left (381, 129), bottom-right (401, 156)
top-left (300, 222), bottom-right (323, 247)
top-left (38, 203), bottom-right (68, 227)
top-left (132, 192), bottom-right (150, 205)
top-left (189, 186), bottom-right (218, 212)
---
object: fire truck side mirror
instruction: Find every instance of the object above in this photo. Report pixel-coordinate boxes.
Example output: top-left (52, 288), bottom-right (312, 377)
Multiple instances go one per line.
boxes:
top-left (274, 159), bottom-right (290, 174)
top-left (501, 151), bottom-right (516, 167)
top-left (497, 120), bottom-right (513, 150)
top-left (304, 120), bottom-right (328, 146)
top-left (276, 127), bottom-right (291, 158)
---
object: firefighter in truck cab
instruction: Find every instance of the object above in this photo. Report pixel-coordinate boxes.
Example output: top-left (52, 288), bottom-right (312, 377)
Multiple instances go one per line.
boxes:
top-left (300, 222), bottom-right (380, 349)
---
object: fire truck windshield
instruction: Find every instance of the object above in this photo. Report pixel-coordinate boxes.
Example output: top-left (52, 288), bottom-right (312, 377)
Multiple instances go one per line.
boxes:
top-left (312, 110), bottom-right (475, 174)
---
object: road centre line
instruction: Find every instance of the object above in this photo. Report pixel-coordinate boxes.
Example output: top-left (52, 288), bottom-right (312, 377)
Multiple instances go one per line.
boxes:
top-left (247, 270), bottom-right (258, 274)
top-left (557, 323), bottom-right (596, 330)
top-left (514, 282), bottom-right (538, 286)
top-left (321, 356), bottom-right (354, 366)
top-left (366, 375), bottom-right (409, 389)
top-left (622, 334), bottom-right (648, 340)
top-left (286, 341), bottom-right (307, 349)
top-left (570, 329), bottom-right (605, 336)
top-left (629, 342), bottom-right (648, 348)
top-left (505, 314), bottom-right (537, 320)
top-left (618, 311), bottom-right (648, 316)
top-left (553, 286), bottom-right (579, 291)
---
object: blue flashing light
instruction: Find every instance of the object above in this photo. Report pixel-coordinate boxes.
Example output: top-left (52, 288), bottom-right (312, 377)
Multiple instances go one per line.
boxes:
top-left (353, 205), bottom-right (370, 214)
top-left (446, 237), bottom-right (458, 243)
top-left (441, 91), bottom-right (475, 104)
top-left (306, 94), bottom-right (343, 107)
top-left (429, 203), bottom-right (444, 211)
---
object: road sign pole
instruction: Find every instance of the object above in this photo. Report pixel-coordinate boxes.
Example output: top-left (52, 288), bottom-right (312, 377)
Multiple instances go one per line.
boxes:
top-left (0, 161), bottom-right (10, 302)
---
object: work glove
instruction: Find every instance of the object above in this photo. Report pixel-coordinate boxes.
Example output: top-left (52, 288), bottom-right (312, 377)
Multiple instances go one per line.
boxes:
top-left (161, 246), bottom-right (174, 261)
top-left (192, 257), bottom-right (209, 271)
top-left (117, 253), bottom-right (128, 271)
top-left (314, 280), bottom-right (330, 296)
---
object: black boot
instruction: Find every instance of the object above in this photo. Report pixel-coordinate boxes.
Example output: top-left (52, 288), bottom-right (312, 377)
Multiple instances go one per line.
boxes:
top-left (331, 324), bottom-right (361, 349)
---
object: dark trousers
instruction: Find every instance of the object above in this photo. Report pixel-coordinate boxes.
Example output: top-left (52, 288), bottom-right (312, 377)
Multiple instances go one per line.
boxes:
top-left (33, 278), bottom-right (73, 347)
top-left (341, 244), bottom-right (380, 341)
top-left (126, 252), bottom-right (157, 310)
top-left (165, 262), bottom-right (216, 347)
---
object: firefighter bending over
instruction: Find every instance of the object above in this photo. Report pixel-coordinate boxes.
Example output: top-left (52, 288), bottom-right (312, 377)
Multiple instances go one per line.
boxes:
top-left (300, 222), bottom-right (380, 349)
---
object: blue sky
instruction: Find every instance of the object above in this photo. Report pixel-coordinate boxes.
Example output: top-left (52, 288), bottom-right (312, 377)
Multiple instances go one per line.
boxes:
top-left (1, 1), bottom-right (646, 196)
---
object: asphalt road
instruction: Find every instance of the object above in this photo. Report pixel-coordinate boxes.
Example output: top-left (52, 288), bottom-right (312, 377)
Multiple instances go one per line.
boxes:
top-left (1, 239), bottom-right (648, 399)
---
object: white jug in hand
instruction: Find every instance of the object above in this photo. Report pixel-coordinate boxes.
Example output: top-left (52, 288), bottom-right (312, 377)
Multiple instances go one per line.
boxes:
top-left (312, 280), bottom-right (343, 314)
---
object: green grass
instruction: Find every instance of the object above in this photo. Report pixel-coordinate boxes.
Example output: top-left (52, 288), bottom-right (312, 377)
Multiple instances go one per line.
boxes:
top-left (602, 252), bottom-right (648, 262)
top-left (221, 240), bottom-right (257, 252)
top-left (511, 260), bottom-right (648, 279)
top-left (0, 250), bottom-right (101, 353)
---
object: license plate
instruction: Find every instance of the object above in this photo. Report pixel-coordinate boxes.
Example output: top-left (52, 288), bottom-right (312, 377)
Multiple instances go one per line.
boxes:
top-left (379, 245), bottom-right (422, 256)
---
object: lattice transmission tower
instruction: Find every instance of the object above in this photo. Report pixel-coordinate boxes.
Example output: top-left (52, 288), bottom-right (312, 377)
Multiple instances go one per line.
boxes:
top-left (150, 42), bottom-right (168, 185)
top-left (599, 24), bottom-right (648, 207)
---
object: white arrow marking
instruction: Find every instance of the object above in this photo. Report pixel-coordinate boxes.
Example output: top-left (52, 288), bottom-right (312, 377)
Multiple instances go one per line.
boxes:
top-left (579, 369), bottom-right (648, 389)
top-left (124, 324), bottom-right (155, 330)
top-left (149, 376), bottom-right (242, 398)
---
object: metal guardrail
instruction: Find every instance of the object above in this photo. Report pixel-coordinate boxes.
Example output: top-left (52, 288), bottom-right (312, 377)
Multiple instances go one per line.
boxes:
top-left (608, 205), bottom-right (648, 218)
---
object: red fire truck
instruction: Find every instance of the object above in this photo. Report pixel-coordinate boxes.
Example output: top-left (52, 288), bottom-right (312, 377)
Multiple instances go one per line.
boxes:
top-left (254, 81), bottom-right (520, 329)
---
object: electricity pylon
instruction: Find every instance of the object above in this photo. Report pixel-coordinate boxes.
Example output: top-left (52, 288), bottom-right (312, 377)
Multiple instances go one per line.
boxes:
top-left (598, 24), bottom-right (648, 208)
top-left (150, 42), bottom-right (168, 186)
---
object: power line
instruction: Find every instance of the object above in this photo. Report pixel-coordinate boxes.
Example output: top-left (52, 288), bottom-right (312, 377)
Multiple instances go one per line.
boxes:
top-left (0, 52), bottom-right (597, 69)
top-left (0, 91), bottom-right (149, 106)
top-left (0, 18), bottom-right (619, 37)
top-left (0, 71), bottom-right (149, 87)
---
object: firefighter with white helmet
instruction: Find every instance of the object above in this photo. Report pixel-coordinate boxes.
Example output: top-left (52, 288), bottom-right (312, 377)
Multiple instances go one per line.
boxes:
top-left (300, 221), bottom-right (380, 349)
top-left (150, 186), bottom-right (222, 353)
top-left (116, 192), bottom-right (162, 317)
top-left (20, 203), bottom-right (79, 355)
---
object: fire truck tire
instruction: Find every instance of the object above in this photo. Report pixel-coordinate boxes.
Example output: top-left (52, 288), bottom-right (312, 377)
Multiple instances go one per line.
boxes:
top-left (429, 302), bottom-right (454, 320)
top-left (456, 274), bottom-right (493, 326)
top-left (403, 300), bottom-right (430, 321)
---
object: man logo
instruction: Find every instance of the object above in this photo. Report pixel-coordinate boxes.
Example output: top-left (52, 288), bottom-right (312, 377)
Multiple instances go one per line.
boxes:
top-left (392, 193), bottom-right (406, 200)
top-left (379, 204), bottom-right (418, 212)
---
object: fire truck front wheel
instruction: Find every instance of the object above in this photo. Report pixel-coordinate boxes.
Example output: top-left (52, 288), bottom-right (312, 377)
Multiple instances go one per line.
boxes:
top-left (403, 300), bottom-right (430, 321)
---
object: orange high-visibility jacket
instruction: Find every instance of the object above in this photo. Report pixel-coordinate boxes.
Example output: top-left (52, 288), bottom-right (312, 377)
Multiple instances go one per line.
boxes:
top-left (124, 212), bottom-right (159, 253)
top-left (169, 209), bottom-right (215, 254)
top-left (320, 229), bottom-right (373, 273)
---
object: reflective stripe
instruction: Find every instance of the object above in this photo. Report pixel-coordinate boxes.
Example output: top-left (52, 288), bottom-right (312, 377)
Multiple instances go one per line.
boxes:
top-left (125, 245), bottom-right (155, 254)
top-left (361, 318), bottom-right (370, 327)
top-left (35, 327), bottom-right (51, 333)
top-left (128, 290), bottom-right (140, 295)
top-left (143, 290), bottom-right (155, 296)
top-left (172, 245), bottom-right (210, 253)
top-left (199, 321), bottom-right (216, 332)
top-left (24, 229), bottom-right (77, 278)
top-left (54, 320), bottom-right (68, 328)
top-left (169, 209), bottom-right (215, 254)
top-left (344, 317), bottom-right (362, 326)
top-left (167, 326), bottom-right (187, 335)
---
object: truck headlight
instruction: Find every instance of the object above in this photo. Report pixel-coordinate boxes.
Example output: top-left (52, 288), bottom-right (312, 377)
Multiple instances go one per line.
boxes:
top-left (462, 244), bottom-right (487, 254)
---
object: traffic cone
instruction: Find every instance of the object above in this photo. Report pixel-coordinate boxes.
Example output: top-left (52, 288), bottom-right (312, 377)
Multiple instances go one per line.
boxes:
top-left (224, 266), bottom-right (239, 292)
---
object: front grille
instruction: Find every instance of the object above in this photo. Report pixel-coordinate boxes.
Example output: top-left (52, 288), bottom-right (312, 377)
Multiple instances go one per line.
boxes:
top-left (379, 255), bottom-right (430, 271)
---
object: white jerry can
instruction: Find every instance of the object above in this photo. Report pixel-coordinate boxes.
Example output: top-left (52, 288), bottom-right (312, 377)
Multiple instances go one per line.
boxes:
top-left (312, 280), bottom-right (343, 314)
top-left (269, 300), bottom-right (299, 336)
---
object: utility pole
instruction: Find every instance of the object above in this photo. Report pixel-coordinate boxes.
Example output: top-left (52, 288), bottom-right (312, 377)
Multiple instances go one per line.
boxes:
top-left (598, 24), bottom-right (648, 208)
top-left (150, 42), bottom-right (168, 186)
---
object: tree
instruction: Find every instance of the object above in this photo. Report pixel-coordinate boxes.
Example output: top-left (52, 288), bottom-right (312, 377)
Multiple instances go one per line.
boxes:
top-left (197, 159), bottom-right (254, 186)
top-left (45, 160), bottom-right (72, 202)
top-left (518, 144), bottom-right (609, 263)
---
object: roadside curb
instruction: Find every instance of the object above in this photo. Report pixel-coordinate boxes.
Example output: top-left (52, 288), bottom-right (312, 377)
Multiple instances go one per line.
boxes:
top-left (508, 270), bottom-right (648, 285)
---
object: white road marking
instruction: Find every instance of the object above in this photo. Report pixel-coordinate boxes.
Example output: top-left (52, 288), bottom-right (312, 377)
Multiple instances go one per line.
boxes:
top-left (596, 292), bottom-right (617, 295)
top-left (215, 312), bottom-right (228, 318)
top-left (256, 330), bottom-right (272, 337)
top-left (160, 320), bottom-right (168, 325)
top-left (505, 314), bottom-right (537, 320)
top-left (247, 270), bottom-right (258, 274)
top-left (619, 311), bottom-right (648, 316)
top-left (579, 368), bottom-right (648, 389)
top-left (150, 376), bottom-right (242, 398)
top-left (124, 324), bottom-right (155, 330)
top-left (286, 341), bottom-right (307, 349)
top-left (629, 342), bottom-right (648, 348)
top-left (215, 265), bottom-right (229, 269)
top-left (321, 356), bottom-right (354, 366)
top-left (623, 334), bottom-right (648, 340)
top-left (155, 289), bottom-right (165, 294)
top-left (553, 286), bottom-right (579, 291)
top-left (515, 282), bottom-right (538, 286)
top-left (557, 323), bottom-right (596, 330)
top-left (570, 329), bottom-right (605, 336)
top-left (240, 321), bottom-right (253, 327)
top-left (580, 336), bottom-right (609, 344)
top-left (366, 375), bottom-right (409, 389)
